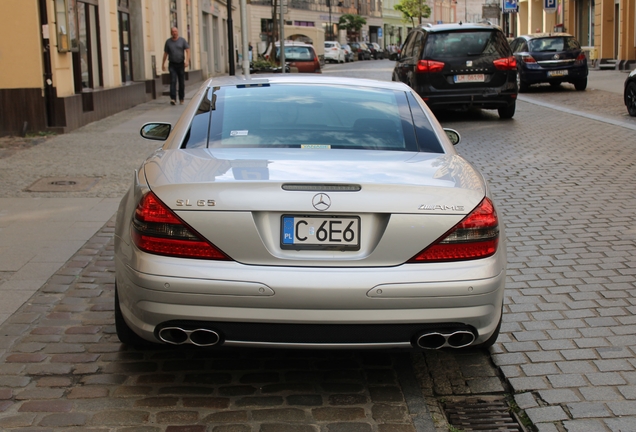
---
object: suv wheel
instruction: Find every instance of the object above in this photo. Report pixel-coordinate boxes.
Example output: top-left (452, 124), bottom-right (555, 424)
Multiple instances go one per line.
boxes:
top-left (498, 101), bottom-right (516, 119)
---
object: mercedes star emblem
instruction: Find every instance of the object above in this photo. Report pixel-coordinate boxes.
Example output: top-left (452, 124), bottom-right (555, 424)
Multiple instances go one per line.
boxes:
top-left (312, 193), bottom-right (331, 211)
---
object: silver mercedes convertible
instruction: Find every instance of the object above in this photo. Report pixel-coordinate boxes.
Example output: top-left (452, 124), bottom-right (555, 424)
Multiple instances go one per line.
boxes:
top-left (114, 75), bottom-right (506, 350)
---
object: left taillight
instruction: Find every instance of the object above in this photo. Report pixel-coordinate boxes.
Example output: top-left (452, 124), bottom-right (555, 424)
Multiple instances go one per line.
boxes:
top-left (408, 197), bottom-right (499, 263)
top-left (131, 192), bottom-right (231, 260)
top-left (493, 56), bottom-right (517, 70)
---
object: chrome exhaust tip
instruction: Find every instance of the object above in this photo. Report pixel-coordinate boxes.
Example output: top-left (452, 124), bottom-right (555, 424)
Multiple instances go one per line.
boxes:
top-left (158, 327), bottom-right (189, 345)
top-left (189, 329), bottom-right (221, 347)
top-left (157, 327), bottom-right (221, 346)
top-left (416, 330), bottom-right (476, 349)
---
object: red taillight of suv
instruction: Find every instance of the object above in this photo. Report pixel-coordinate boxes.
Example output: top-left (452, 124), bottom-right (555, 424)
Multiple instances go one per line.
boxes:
top-left (408, 198), bottom-right (499, 263)
top-left (131, 192), bottom-right (230, 260)
top-left (416, 60), bottom-right (445, 73)
top-left (493, 56), bottom-right (517, 70)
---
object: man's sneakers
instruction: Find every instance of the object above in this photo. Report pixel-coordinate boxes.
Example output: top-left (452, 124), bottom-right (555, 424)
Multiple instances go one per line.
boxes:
top-left (180, 100), bottom-right (184, 105)
top-left (170, 99), bottom-right (176, 105)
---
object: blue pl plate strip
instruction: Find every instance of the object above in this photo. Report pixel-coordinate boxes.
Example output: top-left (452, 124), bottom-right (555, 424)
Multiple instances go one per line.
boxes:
top-left (282, 216), bottom-right (295, 244)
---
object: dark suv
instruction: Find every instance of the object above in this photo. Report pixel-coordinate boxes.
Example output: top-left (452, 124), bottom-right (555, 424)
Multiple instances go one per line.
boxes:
top-left (509, 33), bottom-right (588, 92)
top-left (392, 23), bottom-right (518, 119)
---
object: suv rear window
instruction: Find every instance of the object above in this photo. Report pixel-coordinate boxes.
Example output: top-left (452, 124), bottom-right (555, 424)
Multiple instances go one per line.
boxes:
top-left (424, 31), bottom-right (509, 58)
top-left (528, 37), bottom-right (580, 52)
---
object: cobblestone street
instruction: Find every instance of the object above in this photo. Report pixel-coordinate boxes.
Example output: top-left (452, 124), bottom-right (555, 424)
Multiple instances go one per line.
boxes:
top-left (1, 64), bottom-right (635, 431)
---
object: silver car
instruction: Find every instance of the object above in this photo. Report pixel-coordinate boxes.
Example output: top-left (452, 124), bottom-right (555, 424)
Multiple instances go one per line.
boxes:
top-left (115, 75), bottom-right (506, 350)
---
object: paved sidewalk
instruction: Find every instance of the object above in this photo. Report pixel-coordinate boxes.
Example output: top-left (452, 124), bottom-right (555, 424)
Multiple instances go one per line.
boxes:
top-left (0, 89), bottom-right (199, 327)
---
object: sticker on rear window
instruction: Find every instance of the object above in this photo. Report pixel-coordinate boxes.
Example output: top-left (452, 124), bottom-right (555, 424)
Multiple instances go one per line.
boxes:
top-left (301, 144), bottom-right (331, 149)
top-left (230, 130), bottom-right (249, 136)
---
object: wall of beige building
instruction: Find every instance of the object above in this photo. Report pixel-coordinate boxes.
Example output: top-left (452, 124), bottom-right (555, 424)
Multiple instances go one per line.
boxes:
top-left (513, 0), bottom-right (634, 67)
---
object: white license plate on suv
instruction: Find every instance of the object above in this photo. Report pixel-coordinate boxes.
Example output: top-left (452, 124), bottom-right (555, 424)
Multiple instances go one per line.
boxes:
top-left (454, 74), bottom-right (485, 83)
top-left (281, 215), bottom-right (360, 250)
top-left (548, 70), bottom-right (568, 77)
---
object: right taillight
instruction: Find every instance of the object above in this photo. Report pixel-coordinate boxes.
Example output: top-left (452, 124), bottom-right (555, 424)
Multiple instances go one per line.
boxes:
top-left (408, 198), bottom-right (499, 263)
top-left (575, 52), bottom-right (586, 65)
top-left (493, 56), bottom-right (517, 70)
top-left (131, 192), bottom-right (231, 260)
top-left (416, 60), bottom-right (445, 73)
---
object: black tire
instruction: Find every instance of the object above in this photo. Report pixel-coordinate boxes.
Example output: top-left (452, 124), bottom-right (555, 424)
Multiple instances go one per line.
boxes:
top-left (574, 77), bottom-right (587, 91)
top-left (517, 72), bottom-right (529, 93)
top-left (115, 285), bottom-right (154, 347)
top-left (626, 82), bottom-right (636, 116)
top-left (498, 101), bottom-right (516, 119)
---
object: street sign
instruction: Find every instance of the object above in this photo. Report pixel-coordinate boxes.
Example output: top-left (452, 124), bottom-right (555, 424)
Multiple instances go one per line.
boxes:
top-left (544, 0), bottom-right (557, 13)
top-left (503, 0), bottom-right (518, 13)
top-left (378, 28), bottom-right (382, 38)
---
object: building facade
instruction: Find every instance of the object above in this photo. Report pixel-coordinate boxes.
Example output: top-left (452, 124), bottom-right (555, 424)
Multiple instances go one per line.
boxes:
top-left (508, 0), bottom-right (635, 68)
top-left (0, 0), bottom-right (241, 137)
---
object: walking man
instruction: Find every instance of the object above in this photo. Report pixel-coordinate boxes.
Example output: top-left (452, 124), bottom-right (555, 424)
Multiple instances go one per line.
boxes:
top-left (162, 27), bottom-right (190, 105)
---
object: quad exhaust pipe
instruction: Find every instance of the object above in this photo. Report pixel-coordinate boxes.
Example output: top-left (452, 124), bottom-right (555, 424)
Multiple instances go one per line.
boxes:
top-left (158, 327), bottom-right (221, 347)
top-left (415, 330), bottom-right (476, 349)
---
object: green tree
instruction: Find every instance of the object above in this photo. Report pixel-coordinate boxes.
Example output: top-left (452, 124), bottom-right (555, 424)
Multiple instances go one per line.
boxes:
top-left (394, 0), bottom-right (431, 26)
top-left (338, 14), bottom-right (367, 41)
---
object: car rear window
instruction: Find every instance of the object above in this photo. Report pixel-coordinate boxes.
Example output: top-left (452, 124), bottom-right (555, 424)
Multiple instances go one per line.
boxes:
top-left (528, 37), bottom-right (580, 52)
top-left (424, 30), bottom-right (508, 58)
top-left (182, 83), bottom-right (443, 153)
top-left (276, 46), bottom-right (315, 61)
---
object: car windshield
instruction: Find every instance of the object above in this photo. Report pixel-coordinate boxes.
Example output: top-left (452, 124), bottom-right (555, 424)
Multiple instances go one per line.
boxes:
top-left (528, 37), bottom-right (578, 52)
top-left (425, 31), bottom-right (499, 57)
top-left (183, 83), bottom-right (442, 153)
top-left (276, 46), bottom-right (314, 60)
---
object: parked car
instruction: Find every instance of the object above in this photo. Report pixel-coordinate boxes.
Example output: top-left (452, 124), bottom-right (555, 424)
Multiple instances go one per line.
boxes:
top-left (509, 33), bottom-right (588, 92)
top-left (324, 41), bottom-right (345, 63)
top-left (625, 68), bottom-right (636, 116)
top-left (341, 43), bottom-right (355, 62)
top-left (275, 41), bottom-right (321, 73)
top-left (115, 74), bottom-right (506, 351)
top-left (369, 42), bottom-right (384, 59)
top-left (392, 23), bottom-right (518, 119)
top-left (350, 42), bottom-right (371, 60)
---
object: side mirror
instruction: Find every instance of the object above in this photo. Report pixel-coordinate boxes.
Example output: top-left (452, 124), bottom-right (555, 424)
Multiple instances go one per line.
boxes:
top-left (444, 128), bottom-right (461, 145)
top-left (140, 122), bottom-right (172, 141)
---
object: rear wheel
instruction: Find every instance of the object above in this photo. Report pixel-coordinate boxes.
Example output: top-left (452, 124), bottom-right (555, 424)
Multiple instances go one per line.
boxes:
top-left (517, 72), bottom-right (529, 93)
top-left (574, 77), bottom-right (587, 91)
top-left (498, 101), bottom-right (516, 119)
top-left (625, 82), bottom-right (636, 116)
top-left (115, 285), bottom-right (154, 347)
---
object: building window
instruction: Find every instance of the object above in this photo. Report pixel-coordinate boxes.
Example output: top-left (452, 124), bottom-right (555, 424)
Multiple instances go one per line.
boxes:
top-left (170, 0), bottom-right (178, 28)
top-left (74, 0), bottom-right (102, 92)
top-left (118, 0), bottom-right (132, 82)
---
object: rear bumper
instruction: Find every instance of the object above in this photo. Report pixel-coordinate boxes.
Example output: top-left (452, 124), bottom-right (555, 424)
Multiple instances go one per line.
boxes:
top-left (520, 66), bottom-right (588, 85)
top-left (419, 90), bottom-right (517, 110)
top-left (115, 250), bottom-right (506, 349)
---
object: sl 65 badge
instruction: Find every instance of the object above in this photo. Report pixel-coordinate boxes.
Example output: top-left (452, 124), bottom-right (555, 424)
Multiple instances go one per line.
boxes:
top-left (176, 199), bottom-right (216, 207)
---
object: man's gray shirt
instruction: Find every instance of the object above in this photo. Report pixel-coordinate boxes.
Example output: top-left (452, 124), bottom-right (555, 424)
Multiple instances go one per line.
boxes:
top-left (164, 37), bottom-right (189, 63)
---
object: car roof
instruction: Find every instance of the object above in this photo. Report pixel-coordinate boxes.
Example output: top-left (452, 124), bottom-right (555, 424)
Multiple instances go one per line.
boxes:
top-left (417, 22), bottom-right (504, 33)
top-left (518, 32), bottom-right (574, 39)
top-left (201, 75), bottom-right (412, 92)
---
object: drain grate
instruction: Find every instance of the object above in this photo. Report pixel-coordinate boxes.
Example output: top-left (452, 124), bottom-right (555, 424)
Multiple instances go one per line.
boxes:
top-left (26, 177), bottom-right (100, 192)
top-left (444, 396), bottom-right (523, 431)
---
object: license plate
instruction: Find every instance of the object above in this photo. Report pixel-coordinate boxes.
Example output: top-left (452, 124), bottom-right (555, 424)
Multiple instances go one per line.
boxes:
top-left (454, 74), bottom-right (485, 83)
top-left (548, 70), bottom-right (568, 77)
top-left (281, 215), bottom-right (360, 250)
